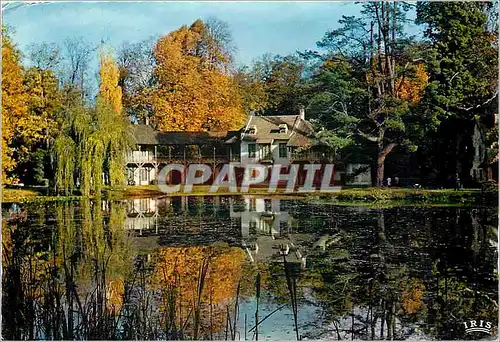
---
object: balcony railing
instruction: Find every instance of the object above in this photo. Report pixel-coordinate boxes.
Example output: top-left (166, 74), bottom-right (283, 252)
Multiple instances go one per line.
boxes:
top-left (127, 151), bottom-right (152, 163)
top-left (260, 153), bottom-right (274, 162)
top-left (126, 151), bottom-right (239, 164)
top-left (126, 150), bottom-right (336, 164)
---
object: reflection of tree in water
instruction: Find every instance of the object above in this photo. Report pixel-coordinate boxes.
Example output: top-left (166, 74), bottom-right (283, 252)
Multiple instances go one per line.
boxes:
top-left (424, 208), bottom-right (498, 340)
top-left (2, 201), bottom-right (497, 340)
top-left (2, 200), bottom-right (254, 340)
top-left (152, 245), bottom-right (246, 339)
top-left (2, 200), bottom-right (135, 340)
top-left (303, 207), bottom-right (497, 340)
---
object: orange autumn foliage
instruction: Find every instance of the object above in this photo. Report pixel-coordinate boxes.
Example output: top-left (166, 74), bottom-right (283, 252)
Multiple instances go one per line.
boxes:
top-left (153, 246), bottom-right (246, 333)
top-left (154, 246), bottom-right (245, 303)
top-left (2, 32), bottom-right (27, 183)
top-left (401, 278), bottom-right (425, 314)
top-left (396, 63), bottom-right (429, 104)
top-left (152, 20), bottom-right (246, 132)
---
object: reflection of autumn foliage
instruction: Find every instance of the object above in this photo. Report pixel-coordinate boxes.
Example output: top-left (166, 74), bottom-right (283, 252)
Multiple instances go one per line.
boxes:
top-left (106, 279), bottom-right (125, 314)
top-left (154, 245), bottom-right (246, 337)
top-left (401, 278), bottom-right (425, 314)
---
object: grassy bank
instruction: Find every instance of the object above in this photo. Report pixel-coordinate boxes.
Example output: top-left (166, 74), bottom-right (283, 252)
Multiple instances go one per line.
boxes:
top-left (3, 185), bottom-right (497, 206)
top-left (104, 185), bottom-right (497, 205)
top-left (315, 188), bottom-right (498, 206)
top-left (316, 187), bottom-right (496, 205)
top-left (103, 185), bottom-right (305, 200)
top-left (2, 188), bottom-right (82, 204)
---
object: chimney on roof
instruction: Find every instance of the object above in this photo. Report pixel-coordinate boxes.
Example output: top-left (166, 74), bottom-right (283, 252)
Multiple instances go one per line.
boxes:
top-left (299, 105), bottom-right (305, 120)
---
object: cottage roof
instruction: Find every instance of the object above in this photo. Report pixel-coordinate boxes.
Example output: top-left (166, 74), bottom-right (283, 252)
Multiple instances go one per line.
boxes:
top-left (131, 124), bottom-right (157, 145)
top-left (132, 114), bottom-right (315, 148)
top-left (241, 115), bottom-right (314, 147)
top-left (156, 131), bottom-right (224, 145)
top-left (132, 124), bottom-right (227, 145)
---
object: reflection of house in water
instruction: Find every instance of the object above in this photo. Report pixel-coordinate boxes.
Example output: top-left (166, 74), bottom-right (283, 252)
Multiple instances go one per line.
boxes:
top-left (124, 196), bottom-right (307, 268)
top-left (124, 196), bottom-right (241, 245)
top-left (125, 198), bottom-right (159, 234)
top-left (230, 197), bottom-right (290, 239)
top-left (230, 197), bottom-right (306, 268)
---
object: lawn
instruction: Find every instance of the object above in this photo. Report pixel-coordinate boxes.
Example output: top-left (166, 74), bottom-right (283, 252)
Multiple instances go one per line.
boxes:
top-left (2, 184), bottom-right (496, 205)
top-left (2, 188), bottom-right (42, 203)
top-left (104, 184), bottom-right (496, 205)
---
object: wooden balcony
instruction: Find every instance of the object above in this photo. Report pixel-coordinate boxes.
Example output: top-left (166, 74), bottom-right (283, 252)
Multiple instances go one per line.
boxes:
top-left (127, 151), bottom-right (153, 163)
top-left (126, 150), bottom-right (335, 164)
top-left (126, 151), bottom-right (239, 164)
top-left (260, 153), bottom-right (274, 162)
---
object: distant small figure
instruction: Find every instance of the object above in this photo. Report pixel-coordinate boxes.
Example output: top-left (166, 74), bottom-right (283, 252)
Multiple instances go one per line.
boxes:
top-left (9, 203), bottom-right (21, 215)
top-left (394, 176), bottom-right (399, 186)
top-left (386, 177), bottom-right (392, 187)
top-left (301, 257), bottom-right (307, 270)
top-left (455, 173), bottom-right (461, 190)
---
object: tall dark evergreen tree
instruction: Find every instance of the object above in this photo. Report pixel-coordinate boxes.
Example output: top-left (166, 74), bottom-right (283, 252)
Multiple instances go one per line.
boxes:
top-left (416, 2), bottom-right (498, 185)
top-left (306, 2), bottom-right (429, 186)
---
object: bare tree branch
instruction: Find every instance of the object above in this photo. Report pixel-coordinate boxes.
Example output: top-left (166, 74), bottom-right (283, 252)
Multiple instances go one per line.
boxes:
top-left (457, 89), bottom-right (499, 112)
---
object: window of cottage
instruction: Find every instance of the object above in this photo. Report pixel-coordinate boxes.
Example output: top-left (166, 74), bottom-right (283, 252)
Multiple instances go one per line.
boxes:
top-left (279, 143), bottom-right (288, 158)
top-left (248, 143), bottom-right (257, 158)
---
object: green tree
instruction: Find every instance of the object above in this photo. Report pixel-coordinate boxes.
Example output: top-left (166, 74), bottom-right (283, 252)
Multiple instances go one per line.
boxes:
top-left (53, 92), bottom-right (132, 195)
top-left (250, 54), bottom-right (306, 116)
top-left (13, 67), bottom-right (61, 184)
top-left (303, 59), bottom-right (363, 153)
top-left (310, 2), bottom-right (428, 186)
top-left (416, 2), bottom-right (498, 185)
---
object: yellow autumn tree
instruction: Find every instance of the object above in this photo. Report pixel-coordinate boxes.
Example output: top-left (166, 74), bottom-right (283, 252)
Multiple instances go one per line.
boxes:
top-left (97, 48), bottom-right (131, 186)
top-left (99, 48), bottom-right (123, 114)
top-left (401, 278), bottom-right (426, 314)
top-left (2, 30), bottom-right (27, 184)
top-left (152, 20), bottom-right (246, 132)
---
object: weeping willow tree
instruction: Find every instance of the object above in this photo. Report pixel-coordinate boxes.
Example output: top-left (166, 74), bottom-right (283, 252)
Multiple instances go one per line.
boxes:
top-left (57, 199), bottom-right (135, 338)
top-left (53, 48), bottom-right (133, 196)
top-left (53, 89), bottom-right (93, 195)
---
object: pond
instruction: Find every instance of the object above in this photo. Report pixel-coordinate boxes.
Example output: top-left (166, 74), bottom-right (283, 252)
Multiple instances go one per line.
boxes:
top-left (2, 196), bottom-right (498, 340)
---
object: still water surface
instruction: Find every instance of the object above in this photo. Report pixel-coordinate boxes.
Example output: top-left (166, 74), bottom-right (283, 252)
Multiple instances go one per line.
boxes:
top-left (2, 196), bottom-right (498, 340)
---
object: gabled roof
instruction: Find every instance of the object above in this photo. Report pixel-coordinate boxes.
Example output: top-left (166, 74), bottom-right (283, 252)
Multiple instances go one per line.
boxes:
top-left (131, 124), bottom-right (157, 145)
top-left (132, 124), bottom-right (227, 145)
top-left (131, 115), bottom-right (315, 148)
top-left (240, 115), bottom-right (314, 147)
top-left (156, 131), bottom-right (224, 145)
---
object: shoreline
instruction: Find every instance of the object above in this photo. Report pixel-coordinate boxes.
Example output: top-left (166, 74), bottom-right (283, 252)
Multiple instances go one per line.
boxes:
top-left (2, 185), bottom-right (497, 206)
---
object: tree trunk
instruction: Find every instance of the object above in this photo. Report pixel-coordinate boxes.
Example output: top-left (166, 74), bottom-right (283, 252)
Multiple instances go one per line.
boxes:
top-left (376, 155), bottom-right (385, 187)
top-left (376, 142), bottom-right (396, 186)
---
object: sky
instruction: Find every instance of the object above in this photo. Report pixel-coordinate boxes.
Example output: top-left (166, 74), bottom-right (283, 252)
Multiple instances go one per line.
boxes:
top-left (3, 1), bottom-right (421, 69)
